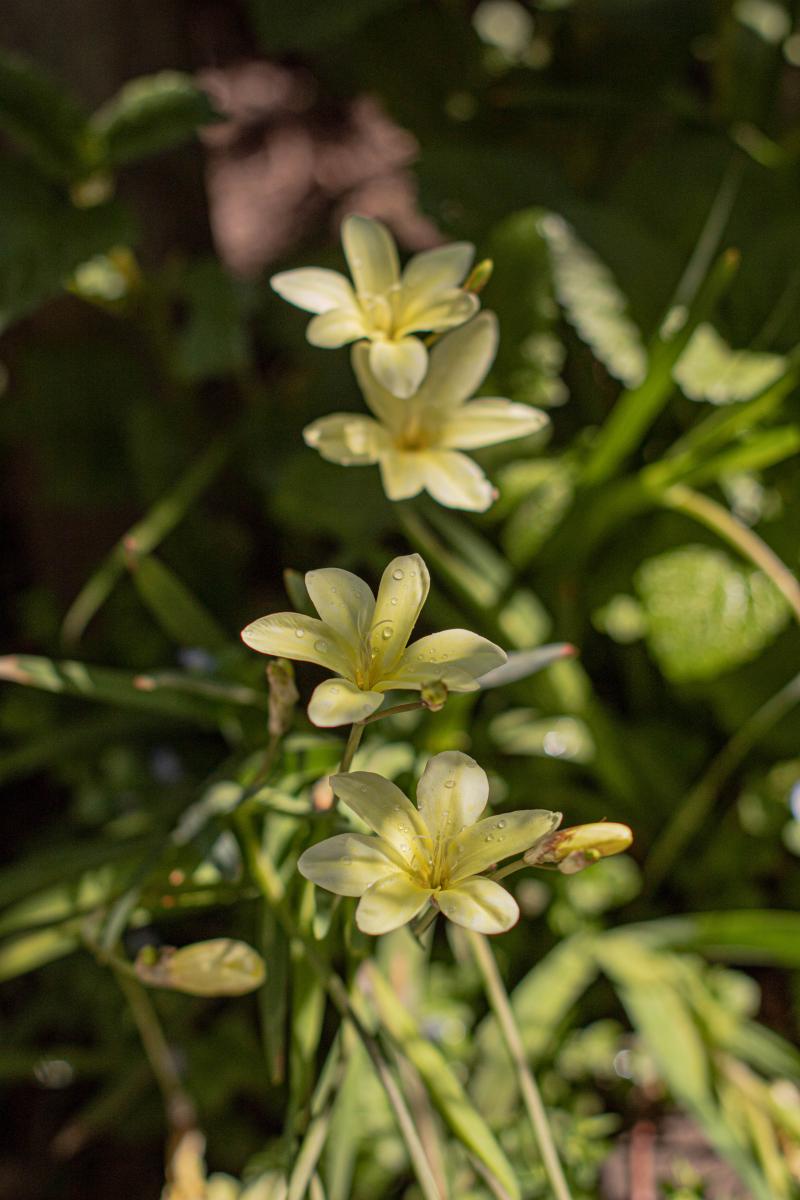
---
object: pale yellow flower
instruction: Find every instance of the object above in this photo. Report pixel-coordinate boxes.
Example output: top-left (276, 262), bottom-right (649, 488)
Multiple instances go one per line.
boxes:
top-left (299, 751), bottom-right (561, 935)
top-left (271, 215), bottom-right (479, 398)
top-left (241, 554), bottom-right (505, 727)
top-left (303, 312), bottom-right (549, 512)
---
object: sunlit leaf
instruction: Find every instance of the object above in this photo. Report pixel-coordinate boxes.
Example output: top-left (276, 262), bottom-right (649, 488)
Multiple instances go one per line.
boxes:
top-left (674, 323), bottom-right (786, 405)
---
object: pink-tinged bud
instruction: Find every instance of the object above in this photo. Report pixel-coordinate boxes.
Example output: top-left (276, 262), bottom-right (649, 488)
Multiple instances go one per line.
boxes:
top-left (524, 821), bottom-right (633, 871)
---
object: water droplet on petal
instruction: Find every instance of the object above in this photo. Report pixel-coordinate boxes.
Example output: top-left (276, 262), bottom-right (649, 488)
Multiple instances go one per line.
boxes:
top-left (443, 779), bottom-right (455, 789)
top-left (496, 819), bottom-right (507, 829)
top-left (390, 597), bottom-right (398, 606)
top-left (392, 568), bottom-right (405, 581)
top-left (484, 834), bottom-right (494, 843)
top-left (294, 628), bottom-right (306, 638)
top-left (314, 639), bottom-right (329, 653)
top-left (381, 626), bottom-right (393, 641)
top-left (392, 804), bottom-right (402, 812)
top-left (329, 686), bottom-right (340, 695)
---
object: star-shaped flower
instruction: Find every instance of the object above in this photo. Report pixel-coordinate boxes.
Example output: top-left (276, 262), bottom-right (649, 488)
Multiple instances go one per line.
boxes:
top-left (298, 751), bottom-right (562, 934)
top-left (271, 215), bottom-right (479, 398)
top-left (303, 312), bottom-right (549, 512)
top-left (241, 554), bottom-right (505, 727)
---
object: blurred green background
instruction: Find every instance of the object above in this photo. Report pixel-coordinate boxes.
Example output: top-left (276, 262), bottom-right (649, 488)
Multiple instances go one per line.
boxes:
top-left (2, 2), bottom-right (800, 1198)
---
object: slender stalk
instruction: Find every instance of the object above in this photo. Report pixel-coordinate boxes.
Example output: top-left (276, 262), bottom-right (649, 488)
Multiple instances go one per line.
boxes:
top-left (338, 723), bottom-right (364, 773)
top-left (235, 816), bottom-right (443, 1200)
top-left (645, 670), bottom-right (800, 891)
top-left (662, 484), bottom-right (800, 625)
top-left (467, 932), bottom-right (573, 1200)
top-left (363, 700), bottom-right (426, 725)
top-left (113, 968), bottom-right (196, 1136)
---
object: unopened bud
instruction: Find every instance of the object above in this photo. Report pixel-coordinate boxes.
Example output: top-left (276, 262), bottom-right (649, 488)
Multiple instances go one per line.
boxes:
top-left (312, 775), bottom-right (335, 811)
top-left (135, 938), bottom-right (266, 997)
top-left (464, 258), bottom-right (494, 294)
top-left (524, 821), bottom-right (632, 871)
top-left (267, 659), bottom-right (299, 737)
top-left (420, 680), bottom-right (448, 712)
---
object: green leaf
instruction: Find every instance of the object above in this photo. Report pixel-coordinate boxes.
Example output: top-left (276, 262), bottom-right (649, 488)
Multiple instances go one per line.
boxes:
top-left (635, 544), bottom-right (789, 682)
top-left (627, 910), bottom-right (800, 969)
top-left (498, 459), bottom-right (576, 568)
top-left (363, 960), bottom-right (520, 1200)
top-left (0, 925), bottom-right (80, 982)
top-left (674, 323), bottom-right (787, 405)
top-left (91, 72), bottom-right (219, 166)
top-left (130, 553), bottom-right (230, 652)
top-left (173, 259), bottom-right (251, 383)
top-left (0, 654), bottom-right (266, 726)
top-left (0, 50), bottom-right (92, 181)
top-left (246, 0), bottom-right (404, 53)
top-left (61, 428), bottom-right (237, 645)
top-left (0, 159), bottom-right (134, 332)
top-left (539, 212), bottom-right (648, 388)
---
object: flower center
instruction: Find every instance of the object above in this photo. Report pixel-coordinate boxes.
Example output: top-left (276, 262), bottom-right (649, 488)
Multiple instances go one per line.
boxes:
top-left (353, 619), bottom-right (396, 689)
top-left (411, 833), bottom-right (458, 890)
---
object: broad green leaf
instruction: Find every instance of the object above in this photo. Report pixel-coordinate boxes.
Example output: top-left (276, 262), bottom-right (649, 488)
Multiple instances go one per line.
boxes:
top-left (0, 654), bottom-right (266, 725)
top-left (0, 159), bottom-right (134, 332)
top-left (173, 259), bottom-right (251, 383)
top-left (490, 709), bottom-right (594, 762)
top-left (91, 72), bottom-right (219, 166)
top-left (247, 0), bottom-right (404, 52)
top-left (539, 212), bottom-right (648, 388)
top-left (130, 553), bottom-right (230, 652)
top-left (635, 544), bottom-right (789, 682)
top-left (626, 910), bottom-right (800, 968)
top-left (498, 459), bottom-right (576, 567)
top-left (0, 925), bottom-right (80, 982)
top-left (486, 208), bottom-right (568, 408)
top-left (135, 938), bottom-right (266, 996)
top-left (674, 323), bottom-right (786, 405)
top-left (363, 960), bottom-right (520, 1200)
top-left (61, 428), bottom-right (237, 644)
top-left (0, 50), bottom-right (93, 181)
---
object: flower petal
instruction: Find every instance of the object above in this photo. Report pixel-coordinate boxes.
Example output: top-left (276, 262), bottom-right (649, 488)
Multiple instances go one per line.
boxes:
top-left (351, 343), bottom-right (407, 429)
top-left (397, 288), bottom-right (479, 337)
top-left (378, 451), bottom-right (427, 501)
top-left (307, 678), bottom-right (384, 727)
top-left (401, 243), bottom-right (474, 298)
top-left (436, 877), bottom-right (519, 934)
top-left (298, 833), bottom-right (399, 897)
top-left (356, 873), bottom-right (431, 935)
top-left (331, 771), bottom-right (430, 864)
top-left (368, 337), bottom-right (428, 399)
top-left (369, 553), bottom-right (430, 679)
top-left (420, 450), bottom-right (496, 512)
top-left (449, 809), bottom-right (562, 882)
top-left (307, 307), bottom-right (367, 348)
top-left (416, 751), bottom-right (488, 841)
top-left (439, 399), bottom-right (550, 450)
top-left (241, 612), bottom-right (353, 676)
top-left (303, 414), bottom-right (390, 465)
top-left (305, 567), bottom-right (375, 644)
top-left (271, 268), bottom-right (357, 314)
top-left (417, 312), bottom-right (498, 411)
top-left (342, 215), bottom-right (400, 298)
top-left (393, 630), bottom-right (506, 691)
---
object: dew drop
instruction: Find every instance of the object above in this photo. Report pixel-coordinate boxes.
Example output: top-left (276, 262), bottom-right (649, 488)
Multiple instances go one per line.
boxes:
top-left (484, 834), bottom-right (494, 843)
top-left (390, 597), bottom-right (399, 606)
top-left (329, 686), bottom-right (340, 695)
top-left (381, 626), bottom-right (393, 641)
top-left (443, 779), bottom-right (456, 789)
top-left (314, 639), bottom-right (329, 653)
top-left (392, 804), bottom-right (402, 812)
top-left (392, 568), bottom-right (405, 581)
top-left (496, 819), bottom-right (507, 829)
top-left (294, 628), bottom-right (306, 638)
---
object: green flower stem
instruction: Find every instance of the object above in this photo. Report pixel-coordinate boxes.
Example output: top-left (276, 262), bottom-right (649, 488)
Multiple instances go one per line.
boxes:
top-left (363, 700), bottom-right (426, 725)
top-left (234, 814), bottom-right (443, 1200)
top-left (409, 904), bottom-right (439, 941)
top-left (113, 967), bottom-right (196, 1136)
top-left (338, 722), bottom-right (365, 773)
top-left (287, 1035), bottom-right (346, 1200)
top-left (467, 931), bottom-right (573, 1200)
top-left (662, 484), bottom-right (800, 625)
top-left (645, 669), bottom-right (800, 892)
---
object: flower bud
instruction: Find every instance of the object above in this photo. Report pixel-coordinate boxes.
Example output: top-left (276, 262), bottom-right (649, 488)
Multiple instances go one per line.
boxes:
top-left (524, 821), bottom-right (632, 872)
top-left (136, 938), bottom-right (266, 996)
top-left (464, 258), bottom-right (494, 294)
top-left (267, 658), bottom-right (299, 737)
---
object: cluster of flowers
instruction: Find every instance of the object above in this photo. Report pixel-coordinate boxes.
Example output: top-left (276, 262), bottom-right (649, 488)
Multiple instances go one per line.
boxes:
top-left (239, 219), bottom-right (632, 938)
top-left (272, 215), bottom-right (548, 512)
